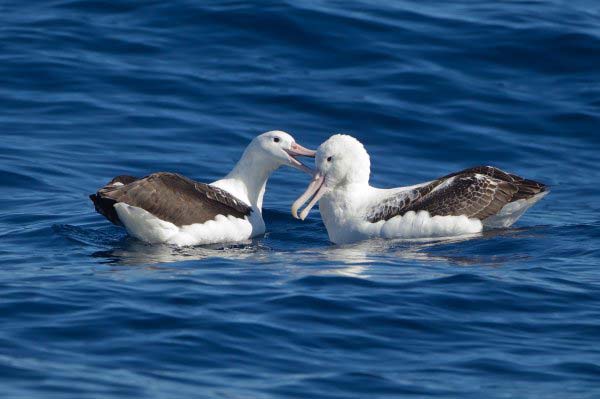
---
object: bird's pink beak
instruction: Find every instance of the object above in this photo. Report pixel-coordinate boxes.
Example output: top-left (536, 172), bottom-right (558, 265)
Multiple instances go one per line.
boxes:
top-left (284, 143), bottom-right (316, 175)
top-left (291, 172), bottom-right (329, 220)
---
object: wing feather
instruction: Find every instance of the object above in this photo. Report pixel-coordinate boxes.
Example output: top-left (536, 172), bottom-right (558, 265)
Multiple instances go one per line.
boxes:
top-left (90, 172), bottom-right (251, 226)
top-left (366, 166), bottom-right (546, 223)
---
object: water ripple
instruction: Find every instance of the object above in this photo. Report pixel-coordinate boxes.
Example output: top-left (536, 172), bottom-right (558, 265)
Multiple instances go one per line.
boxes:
top-left (1, 0), bottom-right (600, 398)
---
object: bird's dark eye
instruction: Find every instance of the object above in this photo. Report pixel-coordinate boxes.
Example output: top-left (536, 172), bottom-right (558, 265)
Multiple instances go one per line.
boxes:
top-left (327, 156), bottom-right (333, 162)
top-left (273, 137), bottom-right (280, 143)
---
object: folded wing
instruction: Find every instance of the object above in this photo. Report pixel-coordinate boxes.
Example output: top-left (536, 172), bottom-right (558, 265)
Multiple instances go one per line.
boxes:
top-left (90, 172), bottom-right (252, 227)
top-left (366, 166), bottom-right (547, 223)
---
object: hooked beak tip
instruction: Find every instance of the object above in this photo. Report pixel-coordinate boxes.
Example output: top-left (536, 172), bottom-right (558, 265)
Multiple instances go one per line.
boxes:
top-left (290, 173), bottom-right (327, 222)
top-left (291, 207), bottom-right (300, 220)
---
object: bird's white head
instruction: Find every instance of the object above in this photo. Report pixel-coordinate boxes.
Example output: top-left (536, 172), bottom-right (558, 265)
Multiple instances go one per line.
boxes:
top-left (248, 130), bottom-right (316, 174)
top-left (292, 134), bottom-right (371, 220)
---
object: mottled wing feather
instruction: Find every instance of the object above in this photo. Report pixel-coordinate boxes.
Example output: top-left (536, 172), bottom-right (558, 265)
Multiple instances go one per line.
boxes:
top-left (366, 166), bottom-right (546, 223)
top-left (200, 182), bottom-right (250, 214)
top-left (367, 182), bottom-right (437, 223)
top-left (403, 175), bottom-right (518, 219)
top-left (444, 166), bottom-right (546, 201)
top-left (90, 172), bottom-right (251, 226)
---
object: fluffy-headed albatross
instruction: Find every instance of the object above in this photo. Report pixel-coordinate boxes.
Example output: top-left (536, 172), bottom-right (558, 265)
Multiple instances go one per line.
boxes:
top-left (292, 134), bottom-right (548, 244)
top-left (91, 131), bottom-right (315, 246)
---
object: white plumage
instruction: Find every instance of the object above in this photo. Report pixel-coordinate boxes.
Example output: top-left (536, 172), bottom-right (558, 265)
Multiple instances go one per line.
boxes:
top-left (292, 135), bottom-right (548, 244)
top-left (114, 203), bottom-right (256, 246)
top-left (92, 131), bottom-right (315, 246)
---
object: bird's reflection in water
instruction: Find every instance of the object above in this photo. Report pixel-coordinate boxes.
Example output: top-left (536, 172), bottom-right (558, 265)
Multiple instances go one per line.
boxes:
top-left (295, 235), bottom-right (482, 278)
top-left (89, 225), bottom-right (544, 276)
top-left (92, 239), bottom-right (271, 266)
top-left (55, 223), bottom-right (266, 266)
top-left (298, 226), bottom-right (543, 277)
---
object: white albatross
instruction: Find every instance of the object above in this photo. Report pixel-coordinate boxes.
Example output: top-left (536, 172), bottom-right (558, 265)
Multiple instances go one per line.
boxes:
top-left (292, 134), bottom-right (548, 244)
top-left (90, 131), bottom-right (315, 246)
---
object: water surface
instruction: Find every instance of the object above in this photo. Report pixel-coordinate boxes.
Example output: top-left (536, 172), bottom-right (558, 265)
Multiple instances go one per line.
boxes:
top-left (1, 1), bottom-right (600, 398)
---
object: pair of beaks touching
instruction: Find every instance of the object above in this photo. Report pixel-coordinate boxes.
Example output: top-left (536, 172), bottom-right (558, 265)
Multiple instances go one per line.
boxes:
top-left (91, 131), bottom-right (547, 246)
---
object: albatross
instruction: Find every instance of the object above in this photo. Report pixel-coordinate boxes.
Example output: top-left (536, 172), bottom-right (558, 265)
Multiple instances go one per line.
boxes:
top-left (90, 131), bottom-right (315, 246)
top-left (292, 134), bottom-right (548, 244)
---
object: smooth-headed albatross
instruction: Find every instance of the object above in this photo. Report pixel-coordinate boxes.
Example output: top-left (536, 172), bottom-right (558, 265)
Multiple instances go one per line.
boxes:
top-left (292, 134), bottom-right (548, 244)
top-left (90, 131), bottom-right (315, 246)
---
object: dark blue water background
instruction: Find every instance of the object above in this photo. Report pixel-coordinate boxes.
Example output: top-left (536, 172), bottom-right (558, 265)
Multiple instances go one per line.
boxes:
top-left (1, 1), bottom-right (600, 398)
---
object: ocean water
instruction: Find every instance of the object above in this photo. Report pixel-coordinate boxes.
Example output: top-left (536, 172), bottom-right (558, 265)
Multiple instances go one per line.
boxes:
top-left (1, 1), bottom-right (600, 397)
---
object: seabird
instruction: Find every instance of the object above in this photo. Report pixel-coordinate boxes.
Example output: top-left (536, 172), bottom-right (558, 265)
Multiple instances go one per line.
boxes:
top-left (292, 134), bottom-right (548, 244)
top-left (90, 131), bottom-right (315, 246)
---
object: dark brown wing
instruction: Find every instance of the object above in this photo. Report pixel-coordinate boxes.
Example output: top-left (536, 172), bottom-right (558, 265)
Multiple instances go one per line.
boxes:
top-left (90, 172), bottom-right (252, 226)
top-left (366, 166), bottom-right (547, 223)
top-left (89, 175), bottom-right (139, 225)
top-left (443, 166), bottom-right (547, 201)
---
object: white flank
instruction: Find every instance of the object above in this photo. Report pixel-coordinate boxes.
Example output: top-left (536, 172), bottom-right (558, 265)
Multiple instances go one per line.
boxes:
top-left (322, 209), bottom-right (482, 244)
top-left (114, 203), bottom-right (254, 246)
top-left (381, 211), bottom-right (482, 239)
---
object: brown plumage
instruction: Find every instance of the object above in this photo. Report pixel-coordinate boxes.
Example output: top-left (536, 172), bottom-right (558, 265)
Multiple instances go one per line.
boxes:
top-left (90, 172), bottom-right (252, 227)
top-left (366, 166), bottom-right (547, 223)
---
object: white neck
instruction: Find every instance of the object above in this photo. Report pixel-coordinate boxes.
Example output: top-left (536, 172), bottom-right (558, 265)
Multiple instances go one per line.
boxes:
top-left (211, 146), bottom-right (280, 211)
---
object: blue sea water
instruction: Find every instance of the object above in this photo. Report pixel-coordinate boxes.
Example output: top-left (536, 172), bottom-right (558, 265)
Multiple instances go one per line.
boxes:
top-left (1, 0), bottom-right (600, 397)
